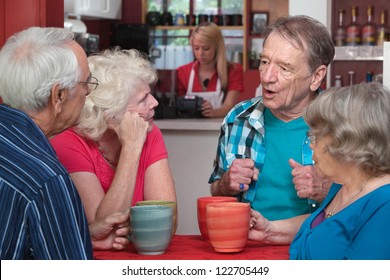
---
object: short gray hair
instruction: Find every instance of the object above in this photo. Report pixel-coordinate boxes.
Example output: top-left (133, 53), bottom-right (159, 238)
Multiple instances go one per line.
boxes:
top-left (304, 82), bottom-right (390, 176)
top-left (0, 27), bottom-right (80, 113)
top-left (75, 48), bottom-right (158, 140)
top-left (263, 15), bottom-right (335, 73)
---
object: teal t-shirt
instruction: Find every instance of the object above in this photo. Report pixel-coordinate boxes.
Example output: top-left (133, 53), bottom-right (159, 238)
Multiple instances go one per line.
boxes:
top-left (251, 109), bottom-right (311, 220)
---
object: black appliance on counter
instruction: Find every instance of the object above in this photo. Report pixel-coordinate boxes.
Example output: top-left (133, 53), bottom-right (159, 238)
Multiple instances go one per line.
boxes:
top-left (153, 94), bottom-right (204, 119)
top-left (110, 24), bottom-right (150, 55)
top-left (176, 96), bottom-right (203, 118)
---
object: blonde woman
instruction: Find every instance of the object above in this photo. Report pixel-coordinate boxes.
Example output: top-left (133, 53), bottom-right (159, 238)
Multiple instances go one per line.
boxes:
top-left (51, 48), bottom-right (176, 227)
top-left (176, 22), bottom-right (244, 118)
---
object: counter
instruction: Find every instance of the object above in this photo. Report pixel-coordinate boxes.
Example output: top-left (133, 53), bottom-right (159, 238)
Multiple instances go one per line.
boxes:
top-left (155, 118), bottom-right (223, 131)
top-left (154, 118), bottom-right (224, 234)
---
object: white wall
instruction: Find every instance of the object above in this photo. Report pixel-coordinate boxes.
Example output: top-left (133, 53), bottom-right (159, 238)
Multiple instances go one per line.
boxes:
top-left (384, 42), bottom-right (390, 89)
top-left (289, 0), bottom-right (331, 29)
top-left (162, 129), bottom-right (219, 235)
top-left (154, 119), bottom-right (224, 235)
top-left (289, 0), bottom-right (332, 87)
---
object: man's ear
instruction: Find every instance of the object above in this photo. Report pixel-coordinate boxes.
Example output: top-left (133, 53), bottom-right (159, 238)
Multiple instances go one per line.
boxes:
top-left (50, 83), bottom-right (68, 113)
top-left (310, 65), bottom-right (327, 92)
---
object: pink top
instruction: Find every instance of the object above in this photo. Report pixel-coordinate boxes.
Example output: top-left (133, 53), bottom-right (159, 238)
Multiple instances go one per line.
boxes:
top-left (176, 60), bottom-right (244, 97)
top-left (50, 125), bottom-right (168, 205)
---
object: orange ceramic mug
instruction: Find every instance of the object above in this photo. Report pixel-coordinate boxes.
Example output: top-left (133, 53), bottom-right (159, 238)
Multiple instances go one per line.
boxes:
top-left (206, 202), bottom-right (250, 253)
top-left (197, 196), bottom-right (237, 239)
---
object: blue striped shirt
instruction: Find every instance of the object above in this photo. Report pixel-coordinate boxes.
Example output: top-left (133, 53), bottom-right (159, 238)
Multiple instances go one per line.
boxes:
top-left (0, 105), bottom-right (92, 259)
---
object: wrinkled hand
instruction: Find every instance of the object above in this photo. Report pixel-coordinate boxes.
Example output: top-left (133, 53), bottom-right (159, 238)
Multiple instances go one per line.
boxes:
top-left (220, 158), bottom-right (259, 195)
top-left (289, 159), bottom-right (331, 202)
top-left (106, 111), bottom-right (149, 149)
top-left (248, 209), bottom-right (270, 243)
top-left (90, 210), bottom-right (131, 251)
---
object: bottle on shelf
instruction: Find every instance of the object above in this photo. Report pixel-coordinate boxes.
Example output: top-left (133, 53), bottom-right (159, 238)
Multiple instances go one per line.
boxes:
top-left (348, 71), bottom-right (355, 86)
top-left (366, 72), bottom-right (373, 82)
top-left (376, 10), bottom-right (390, 46)
top-left (334, 9), bottom-right (346, 46)
top-left (346, 6), bottom-right (362, 46)
top-left (361, 6), bottom-right (376, 46)
top-left (334, 75), bottom-right (343, 87)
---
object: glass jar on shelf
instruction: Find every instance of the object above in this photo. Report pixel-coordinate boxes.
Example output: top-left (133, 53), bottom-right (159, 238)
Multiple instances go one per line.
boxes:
top-left (334, 75), bottom-right (343, 87)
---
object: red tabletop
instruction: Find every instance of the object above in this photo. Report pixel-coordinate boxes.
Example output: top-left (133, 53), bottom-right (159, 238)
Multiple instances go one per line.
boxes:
top-left (93, 235), bottom-right (290, 260)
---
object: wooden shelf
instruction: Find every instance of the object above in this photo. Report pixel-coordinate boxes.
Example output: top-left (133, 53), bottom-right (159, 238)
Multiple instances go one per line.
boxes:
top-left (151, 25), bottom-right (244, 31)
top-left (334, 46), bottom-right (383, 61)
top-left (142, 0), bottom-right (248, 70)
top-left (334, 56), bottom-right (384, 61)
top-left (248, 34), bottom-right (265, 38)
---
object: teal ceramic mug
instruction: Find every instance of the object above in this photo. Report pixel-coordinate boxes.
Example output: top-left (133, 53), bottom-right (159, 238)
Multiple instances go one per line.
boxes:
top-left (136, 200), bottom-right (177, 236)
top-left (130, 205), bottom-right (173, 255)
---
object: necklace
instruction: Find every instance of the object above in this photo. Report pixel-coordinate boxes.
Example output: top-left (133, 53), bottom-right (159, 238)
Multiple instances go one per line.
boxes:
top-left (325, 178), bottom-right (370, 219)
top-left (96, 141), bottom-right (117, 166)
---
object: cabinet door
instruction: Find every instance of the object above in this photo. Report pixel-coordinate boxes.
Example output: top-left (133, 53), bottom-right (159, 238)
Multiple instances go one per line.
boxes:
top-left (0, 0), bottom-right (5, 46)
top-left (0, 0), bottom-right (46, 46)
top-left (330, 0), bottom-right (388, 86)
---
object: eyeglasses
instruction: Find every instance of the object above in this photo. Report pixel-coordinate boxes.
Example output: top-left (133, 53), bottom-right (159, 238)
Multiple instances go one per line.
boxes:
top-left (307, 131), bottom-right (317, 144)
top-left (79, 76), bottom-right (99, 91)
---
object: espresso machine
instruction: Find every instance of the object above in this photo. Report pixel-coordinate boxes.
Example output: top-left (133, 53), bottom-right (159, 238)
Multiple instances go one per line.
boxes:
top-left (64, 13), bottom-right (100, 56)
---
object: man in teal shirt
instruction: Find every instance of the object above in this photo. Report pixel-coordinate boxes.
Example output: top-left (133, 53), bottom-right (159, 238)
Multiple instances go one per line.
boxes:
top-left (209, 15), bottom-right (333, 220)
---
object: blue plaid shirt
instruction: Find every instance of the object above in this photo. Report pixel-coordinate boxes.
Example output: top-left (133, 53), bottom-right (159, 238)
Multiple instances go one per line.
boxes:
top-left (209, 96), bottom-right (266, 184)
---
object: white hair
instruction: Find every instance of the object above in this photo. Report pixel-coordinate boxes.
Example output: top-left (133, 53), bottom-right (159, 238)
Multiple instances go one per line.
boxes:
top-left (75, 48), bottom-right (158, 140)
top-left (0, 27), bottom-right (80, 113)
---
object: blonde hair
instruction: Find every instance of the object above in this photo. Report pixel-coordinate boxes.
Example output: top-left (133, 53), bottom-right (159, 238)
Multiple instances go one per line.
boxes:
top-left (190, 22), bottom-right (231, 92)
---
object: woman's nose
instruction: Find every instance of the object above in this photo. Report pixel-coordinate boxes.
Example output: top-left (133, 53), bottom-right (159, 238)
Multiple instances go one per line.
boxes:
top-left (150, 95), bottom-right (159, 109)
